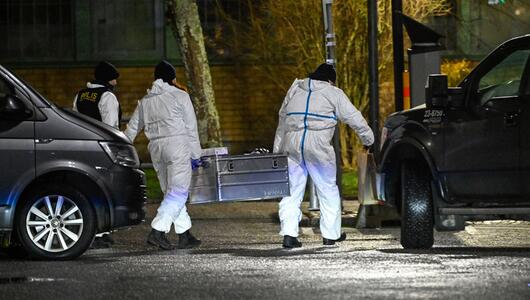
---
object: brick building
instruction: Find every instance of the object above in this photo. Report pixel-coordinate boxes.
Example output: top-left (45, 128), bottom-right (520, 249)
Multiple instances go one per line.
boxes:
top-left (1, 0), bottom-right (528, 160)
top-left (0, 0), bottom-right (283, 161)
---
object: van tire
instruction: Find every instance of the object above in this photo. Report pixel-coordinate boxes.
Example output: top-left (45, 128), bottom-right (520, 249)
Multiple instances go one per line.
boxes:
top-left (400, 160), bottom-right (434, 249)
top-left (16, 184), bottom-right (96, 260)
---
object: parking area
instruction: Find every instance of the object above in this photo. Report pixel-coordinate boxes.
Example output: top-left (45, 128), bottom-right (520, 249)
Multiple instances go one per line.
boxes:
top-left (1, 201), bottom-right (529, 300)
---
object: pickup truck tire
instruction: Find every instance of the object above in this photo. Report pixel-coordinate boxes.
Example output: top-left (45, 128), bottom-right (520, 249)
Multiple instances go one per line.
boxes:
top-left (16, 184), bottom-right (96, 260)
top-left (400, 160), bottom-right (434, 249)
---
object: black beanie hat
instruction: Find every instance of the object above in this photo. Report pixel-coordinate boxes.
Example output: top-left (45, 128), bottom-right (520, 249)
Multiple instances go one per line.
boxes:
top-left (94, 61), bottom-right (120, 82)
top-left (155, 60), bottom-right (176, 83)
top-left (309, 63), bottom-right (336, 83)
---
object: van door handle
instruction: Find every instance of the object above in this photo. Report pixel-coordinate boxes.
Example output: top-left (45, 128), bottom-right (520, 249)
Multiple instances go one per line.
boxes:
top-left (504, 113), bottom-right (519, 127)
top-left (35, 138), bottom-right (53, 144)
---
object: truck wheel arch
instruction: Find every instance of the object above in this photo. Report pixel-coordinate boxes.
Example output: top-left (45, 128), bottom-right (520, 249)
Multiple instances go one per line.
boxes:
top-left (380, 138), bottom-right (443, 211)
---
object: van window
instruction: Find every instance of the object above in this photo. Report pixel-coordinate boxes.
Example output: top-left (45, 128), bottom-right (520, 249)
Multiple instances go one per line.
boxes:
top-left (0, 77), bottom-right (14, 98)
top-left (478, 49), bottom-right (530, 105)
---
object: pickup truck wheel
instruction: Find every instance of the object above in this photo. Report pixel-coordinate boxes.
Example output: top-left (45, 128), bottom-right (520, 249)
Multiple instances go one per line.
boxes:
top-left (16, 184), bottom-right (96, 260)
top-left (400, 161), bottom-right (434, 249)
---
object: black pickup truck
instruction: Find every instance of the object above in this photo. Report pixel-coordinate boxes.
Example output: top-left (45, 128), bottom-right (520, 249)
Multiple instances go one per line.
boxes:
top-left (377, 35), bottom-right (530, 249)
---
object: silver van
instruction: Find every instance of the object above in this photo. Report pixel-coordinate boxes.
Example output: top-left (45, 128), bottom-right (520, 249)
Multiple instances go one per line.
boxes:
top-left (0, 66), bottom-right (146, 259)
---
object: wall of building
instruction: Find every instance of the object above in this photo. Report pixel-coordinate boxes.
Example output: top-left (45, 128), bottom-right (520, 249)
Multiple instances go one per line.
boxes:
top-left (13, 65), bottom-right (284, 161)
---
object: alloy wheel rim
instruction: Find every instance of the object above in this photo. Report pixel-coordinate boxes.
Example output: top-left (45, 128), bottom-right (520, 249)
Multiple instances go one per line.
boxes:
top-left (25, 195), bottom-right (84, 253)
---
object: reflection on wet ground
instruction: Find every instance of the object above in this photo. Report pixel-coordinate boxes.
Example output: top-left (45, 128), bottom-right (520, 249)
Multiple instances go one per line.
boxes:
top-left (1, 216), bottom-right (529, 299)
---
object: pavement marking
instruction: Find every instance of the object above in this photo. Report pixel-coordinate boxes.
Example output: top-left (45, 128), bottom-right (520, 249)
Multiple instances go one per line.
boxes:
top-left (465, 226), bottom-right (478, 235)
top-left (0, 277), bottom-right (66, 285)
top-left (300, 227), bottom-right (315, 236)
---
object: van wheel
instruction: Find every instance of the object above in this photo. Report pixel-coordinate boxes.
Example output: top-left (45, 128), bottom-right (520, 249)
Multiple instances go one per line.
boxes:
top-left (16, 184), bottom-right (96, 260)
top-left (400, 160), bottom-right (434, 249)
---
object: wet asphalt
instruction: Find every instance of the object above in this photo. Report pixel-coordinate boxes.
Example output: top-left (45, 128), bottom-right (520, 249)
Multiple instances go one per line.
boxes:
top-left (0, 201), bottom-right (529, 300)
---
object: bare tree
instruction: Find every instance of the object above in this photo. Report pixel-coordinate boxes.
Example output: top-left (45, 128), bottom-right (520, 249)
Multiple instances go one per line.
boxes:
top-left (166, 0), bottom-right (223, 147)
top-left (221, 0), bottom-right (450, 169)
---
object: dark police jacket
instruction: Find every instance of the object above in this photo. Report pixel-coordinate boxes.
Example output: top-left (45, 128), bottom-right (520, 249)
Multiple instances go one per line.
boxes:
top-left (74, 83), bottom-right (122, 127)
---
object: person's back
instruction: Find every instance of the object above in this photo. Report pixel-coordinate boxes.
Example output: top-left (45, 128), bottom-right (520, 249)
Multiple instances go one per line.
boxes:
top-left (274, 63), bottom-right (374, 249)
top-left (275, 77), bottom-right (373, 164)
top-left (136, 80), bottom-right (195, 141)
top-left (124, 61), bottom-right (202, 251)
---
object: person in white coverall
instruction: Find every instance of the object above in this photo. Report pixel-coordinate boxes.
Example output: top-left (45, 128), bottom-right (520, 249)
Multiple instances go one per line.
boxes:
top-left (274, 63), bottom-right (374, 248)
top-left (125, 61), bottom-right (202, 250)
top-left (73, 61), bottom-right (121, 129)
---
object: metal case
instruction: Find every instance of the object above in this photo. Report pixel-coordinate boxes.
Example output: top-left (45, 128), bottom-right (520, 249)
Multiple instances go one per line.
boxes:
top-left (190, 153), bottom-right (290, 204)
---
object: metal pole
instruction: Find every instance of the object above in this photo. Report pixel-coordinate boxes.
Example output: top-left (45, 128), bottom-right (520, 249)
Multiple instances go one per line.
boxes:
top-left (308, 181), bottom-right (319, 211)
top-left (309, 0), bottom-right (341, 211)
top-left (324, 0), bottom-right (342, 206)
top-left (322, 0), bottom-right (341, 194)
top-left (322, 0), bottom-right (335, 65)
top-left (391, 0), bottom-right (404, 112)
top-left (368, 0), bottom-right (380, 158)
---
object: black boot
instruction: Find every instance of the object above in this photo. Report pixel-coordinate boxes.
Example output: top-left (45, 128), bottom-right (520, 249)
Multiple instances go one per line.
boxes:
top-left (147, 229), bottom-right (175, 250)
top-left (323, 232), bottom-right (347, 245)
top-left (282, 235), bottom-right (302, 248)
top-left (178, 230), bottom-right (201, 249)
top-left (90, 233), bottom-right (114, 249)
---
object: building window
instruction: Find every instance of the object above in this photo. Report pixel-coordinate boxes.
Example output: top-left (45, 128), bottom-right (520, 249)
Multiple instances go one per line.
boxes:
top-left (0, 0), bottom-right (250, 64)
top-left (198, 0), bottom-right (250, 61)
top-left (0, 0), bottom-right (74, 62)
top-left (89, 0), bottom-right (164, 61)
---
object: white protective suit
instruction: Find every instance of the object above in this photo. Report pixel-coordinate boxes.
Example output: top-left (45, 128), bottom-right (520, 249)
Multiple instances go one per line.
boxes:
top-left (125, 79), bottom-right (202, 234)
top-left (273, 78), bottom-right (374, 240)
top-left (73, 82), bottom-right (120, 128)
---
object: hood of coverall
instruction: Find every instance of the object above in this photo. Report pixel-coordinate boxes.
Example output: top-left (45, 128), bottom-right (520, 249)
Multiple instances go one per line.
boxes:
top-left (298, 78), bottom-right (333, 93)
top-left (140, 79), bottom-right (181, 127)
top-left (148, 79), bottom-right (179, 95)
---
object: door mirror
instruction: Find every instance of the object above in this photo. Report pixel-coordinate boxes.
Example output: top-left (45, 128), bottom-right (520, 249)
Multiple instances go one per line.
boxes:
top-left (483, 96), bottom-right (520, 114)
top-left (425, 74), bottom-right (448, 109)
top-left (0, 94), bottom-right (32, 119)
